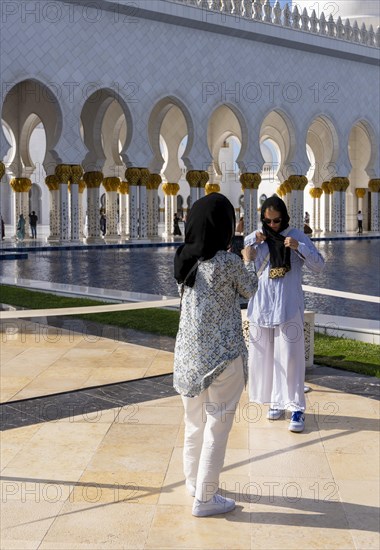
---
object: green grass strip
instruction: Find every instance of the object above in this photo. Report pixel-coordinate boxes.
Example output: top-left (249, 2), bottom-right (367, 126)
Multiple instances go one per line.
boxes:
top-left (0, 284), bottom-right (179, 338)
top-left (1, 284), bottom-right (379, 375)
top-left (314, 332), bottom-right (380, 378)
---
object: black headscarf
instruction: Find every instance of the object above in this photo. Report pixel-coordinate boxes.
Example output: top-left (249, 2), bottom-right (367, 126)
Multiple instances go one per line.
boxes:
top-left (174, 193), bottom-right (235, 287)
top-left (261, 196), bottom-right (291, 279)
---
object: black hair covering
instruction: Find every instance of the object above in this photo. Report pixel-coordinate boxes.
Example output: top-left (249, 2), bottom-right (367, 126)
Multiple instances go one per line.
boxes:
top-left (260, 195), bottom-right (291, 277)
top-left (174, 193), bottom-right (235, 287)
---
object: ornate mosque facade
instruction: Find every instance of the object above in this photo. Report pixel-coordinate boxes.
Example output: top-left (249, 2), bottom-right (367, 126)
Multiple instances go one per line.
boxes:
top-left (1, 0), bottom-right (379, 241)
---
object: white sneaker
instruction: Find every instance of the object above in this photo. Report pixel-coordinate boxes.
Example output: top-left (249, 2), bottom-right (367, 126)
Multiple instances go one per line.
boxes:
top-left (266, 408), bottom-right (284, 420)
top-left (288, 411), bottom-right (305, 432)
top-left (192, 493), bottom-right (236, 517)
top-left (186, 480), bottom-right (196, 497)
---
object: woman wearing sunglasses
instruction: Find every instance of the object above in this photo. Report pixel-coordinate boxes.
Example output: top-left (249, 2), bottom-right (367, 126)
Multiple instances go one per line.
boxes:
top-left (244, 196), bottom-right (325, 432)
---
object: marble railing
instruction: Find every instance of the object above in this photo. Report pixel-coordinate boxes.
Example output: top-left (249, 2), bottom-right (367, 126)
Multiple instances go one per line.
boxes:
top-left (167, 0), bottom-right (380, 48)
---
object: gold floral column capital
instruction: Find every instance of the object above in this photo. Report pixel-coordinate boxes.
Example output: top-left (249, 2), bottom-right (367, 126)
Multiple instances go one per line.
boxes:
top-left (125, 167), bottom-right (141, 186)
top-left (139, 168), bottom-right (150, 187)
top-left (330, 177), bottom-right (349, 192)
top-left (10, 177), bottom-right (32, 193)
top-left (83, 171), bottom-right (103, 188)
top-left (310, 187), bottom-right (323, 199)
top-left (288, 175), bottom-right (308, 191)
top-left (148, 174), bottom-right (162, 190)
top-left (69, 165), bottom-right (83, 184)
top-left (162, 183), bottom-right (180, 196)
top-left (103, 177), bottom-right (121, 192)
top-left (276, 186), bottom-right (285, 197)
top-left (68, 165), bottom-right (83, 192)
top-left (118, 181), bottom-right (129, 195)
top-left (369, 179), bottom-right (380, 192)
top-left (45, 175), bottom-right (60, 191)
top-left (322, 181), bottom-right (333, 194)
top-left (0, 162), bottom-right (5, 180)
top-left (55, 164), bottom-right (72, 184)
top-left (240, 172), bottom-right (261, 190)
top-left (205, 183), bottom-right (220, 195)
top-left (186, 170), bottom-right (201, 188)
top-left (199, 171), bottom-right (209, 188)
top-left (355, 188), bottom-right (366, 199)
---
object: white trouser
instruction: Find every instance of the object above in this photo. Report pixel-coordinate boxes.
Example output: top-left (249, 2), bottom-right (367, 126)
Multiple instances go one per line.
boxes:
top-left (181, 355), bottom-right (244, 502)
top-left (248, 309), bottom-right (306, 412)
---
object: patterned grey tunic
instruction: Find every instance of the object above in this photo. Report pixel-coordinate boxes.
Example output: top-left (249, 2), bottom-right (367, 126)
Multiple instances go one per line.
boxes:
top-left (173, 250), bottom-right (257, 397)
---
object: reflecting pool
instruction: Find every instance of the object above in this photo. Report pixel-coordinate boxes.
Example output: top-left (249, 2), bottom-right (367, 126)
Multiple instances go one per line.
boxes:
top-left (1, 240), bottom-right (379, 321)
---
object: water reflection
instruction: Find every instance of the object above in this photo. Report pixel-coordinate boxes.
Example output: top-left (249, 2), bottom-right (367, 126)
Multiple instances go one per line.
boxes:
top-left (1, 241), bottom-right (379, 320)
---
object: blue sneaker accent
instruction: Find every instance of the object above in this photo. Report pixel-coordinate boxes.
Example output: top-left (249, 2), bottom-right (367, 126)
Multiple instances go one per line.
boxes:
top-left (288, 411), bottom-right (305, 432)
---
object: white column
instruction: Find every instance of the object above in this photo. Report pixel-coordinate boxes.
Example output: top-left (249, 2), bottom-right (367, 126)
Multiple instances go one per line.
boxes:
top-left (78, 189), bottom-right (85, 240)
top-left (83, 172), bottom-right (103, 244)
top-left (370, 192), bottom-right (379, 231)
top-left (126, 194), bottom-right (130, 237)
top-left (316, 196), bottom-right (321, 231)
top-left (105, 191), bottom-right (119, 240)
top-left (10, 178), bottom-right (32, 239)
top-left (189, 188), bottom-right (197, 209)
top-left (323, 193), bottom-right (331, 232)
top-left (251, 189), bottom-right (259, 233)
top-left (58, 181), bottom-right (69, 241)
top-left (198, 187), bottom-right (205, 199)
top-left (139, 185), bottom-right (148, 239)
top-left (128, 185), bottom-right (138, 239)
top-left (46, 177), bottom-right (60, 242)
top-left (311, 197), bottom-right (317, 230)
top-left (331, 192), bottom-right (340, 233)
top-left (147, 189), bottom-right (154, 237)
top-left (170, 194), bottom-right (177, 235)
top-left (340, 192), bottom-right (346, 233)
top-left (297, 190), bottom-right (304, 230)
top-left (54, 166), bottom-right (69, 242)
top-left (164, 193), bottom-right (172, 237)
top-left (119, 192), bottom-right (127, 238)
top-left (290, 190), bottom-right (298, 227)
top-left (69, 166), bottom-right (83, 242)
top-left (243, 188), bottom-right (251, 232)
top-left (86, 188), bottom-right (101, 242)
top-left (70, 183), bottom-right (80, 242)
top-left (152, 189), bottom-right (159, 237)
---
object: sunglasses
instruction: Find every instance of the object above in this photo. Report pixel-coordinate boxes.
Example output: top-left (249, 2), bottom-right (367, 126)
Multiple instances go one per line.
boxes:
top-left (263, 217), bottom-right (282, 224)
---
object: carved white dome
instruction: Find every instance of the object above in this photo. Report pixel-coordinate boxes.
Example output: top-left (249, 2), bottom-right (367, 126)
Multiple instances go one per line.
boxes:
top-left (291, 1), bottom-right (380, 29)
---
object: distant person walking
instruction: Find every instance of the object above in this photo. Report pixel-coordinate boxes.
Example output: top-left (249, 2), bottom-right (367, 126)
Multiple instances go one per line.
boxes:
top-left (16, 214), bottom-right (26, 241)
top-left (100, 212), bottom-right (107, 236)
top-left (357, 211), bottom-right (363, 234)
top-left (173, 213), bottom-right (182, 236)
top-left (29, 211), bottom-right (38, 239)
top-left (235, 216), bottom-right (244, 234)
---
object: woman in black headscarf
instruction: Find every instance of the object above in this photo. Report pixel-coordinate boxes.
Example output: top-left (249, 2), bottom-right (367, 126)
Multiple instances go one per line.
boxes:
top-left (244, 196), bottom-right (325, 433)
top-left (173, 192), bottom-right (257, 517)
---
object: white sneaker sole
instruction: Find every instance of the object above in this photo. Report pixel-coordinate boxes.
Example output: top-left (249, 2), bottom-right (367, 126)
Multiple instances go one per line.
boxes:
top-left (192, 502), bottom-right (236, 517)
top-left (288, 423), bottom-right (305, 433)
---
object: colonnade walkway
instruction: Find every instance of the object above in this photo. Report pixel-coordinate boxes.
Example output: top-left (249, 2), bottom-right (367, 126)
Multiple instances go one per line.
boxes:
top-left (1, 317), bottom-right (379, 549)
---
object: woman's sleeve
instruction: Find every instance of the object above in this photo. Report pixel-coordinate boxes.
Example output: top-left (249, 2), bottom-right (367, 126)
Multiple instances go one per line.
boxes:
top-left (235, 258), bottom-right (258, 299)
top-left (295, 233), bottom-right (325, 273)
top-left (244, 230), bottom-right (259, 248)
